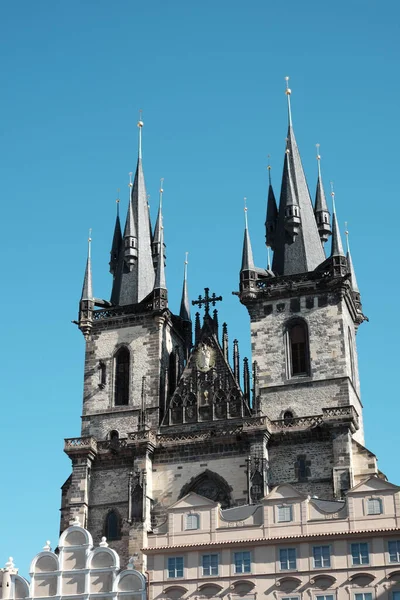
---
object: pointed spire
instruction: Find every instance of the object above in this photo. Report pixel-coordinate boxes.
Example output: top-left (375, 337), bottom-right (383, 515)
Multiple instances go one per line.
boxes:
top-left (114, 115), bottom-right (155, 305)
top-left (179, 252), bottom-right (191, 321)
top-left (243, 357), bottom-right (250, 400)
top-left (233, 339), bottom-right (240, 385)
top-left (330, 183), bottom-right (345, 257)
top-left (265, 157), bottom-right (278, 250)
top-left (81, 230), bottom-right (93, 301)
top-left (153, 221), bottom-right (167, 291)
top-left (345, 225), bottom-right (360, 293)
top-left (195, 312), bottom-right (201, 345)
top-left (314, 144), bottom-right (332, 244)
top-left (241, 198), bottom-right (255, 271)
top-left (123, 173), bottom-right (138, 270)
top-left (272, 77), bottom-right (325, 275)
top-left (222, 322), bottom-right (229, 362)
top-left (109, 192), bottom-right (123, 275)
top-left (152, 179), bottom-right (165, 268)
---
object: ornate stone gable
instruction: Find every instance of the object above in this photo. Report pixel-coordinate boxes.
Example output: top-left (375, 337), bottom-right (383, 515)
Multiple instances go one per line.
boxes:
top-left (162, 314), bottom-right (251, 427)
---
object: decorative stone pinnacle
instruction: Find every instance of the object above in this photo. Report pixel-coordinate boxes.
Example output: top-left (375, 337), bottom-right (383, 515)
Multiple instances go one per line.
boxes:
top-left (43, 541), bottom-right (51, 551)
top-left (99, 537), bottom-right (108, 547)
top-left (5, 557), bottom-right (15, 569)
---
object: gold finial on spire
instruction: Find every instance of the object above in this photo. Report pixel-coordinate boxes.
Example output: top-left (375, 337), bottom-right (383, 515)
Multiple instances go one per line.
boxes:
top-left (159, 177), bottom-right (164, 209)
top-left (344, 221), bottom-right (350, 253)
top-left (267, 154), bottom-right (272, 185)
top-left (330, 181), bottom-right (336, 212)
top-left (88, 228), bottom-right (92, 258)
top-left (285, 76), bottom-right (293, 126)
top-left (137, 109), bottom-right (143, 159)
top-left (244, 197), bottom-right (248, 228)
top-left (116, 188), bottom-right (120, 215)
top-left (184, 251), bottom-right (189, 280)
top-left (316, 143), bottom-right (322, 178)
top-left (129, 172), bottom-right (133, 188)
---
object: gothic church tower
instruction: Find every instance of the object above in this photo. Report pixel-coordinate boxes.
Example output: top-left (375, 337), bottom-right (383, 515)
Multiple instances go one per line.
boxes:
top-left (62, 85), bottom-right (382, 569)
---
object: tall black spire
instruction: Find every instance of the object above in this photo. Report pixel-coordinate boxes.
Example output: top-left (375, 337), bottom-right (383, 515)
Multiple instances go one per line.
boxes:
top-left (314, 145), bottom-right (332, 244)
top-left (179, 253), bottom-right (191, 322)
top-left (272, 78), bottom-right (325, 275)
top-left (265, 162), bottom-right (278, 250)
top-left (109, 195), bottom-right (122, 276)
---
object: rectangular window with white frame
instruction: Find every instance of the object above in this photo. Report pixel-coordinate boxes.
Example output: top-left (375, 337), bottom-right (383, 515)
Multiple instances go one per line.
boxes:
top-left (389, 541), bottom-right (400, 563)
top-left (354, 593), bottom-right (372, 600)
top-left (202, 554), bottom-right (219, 576)
top-left (278, 505), bottom-right (293, 522)
top-left (392, 592), bottom-right (400, 600)
top-left (279, 548), bottom-right (297, 570)
top-left (185, 513), bottom-right (200, 530)
top-left (313, 546), bottom-right (331, 568)
top-left (234, 551), bottom-right (251, 574)
top-left (168, 556), bottom-right (184, 578)
top-left (367, 498), bottom-right (383, 515)
top-left (351, 543), bottom-right (369, 565)
top-left (282, 596), bottom-right (300, 600)
top-left (315, 595), bottom-right (334, 600)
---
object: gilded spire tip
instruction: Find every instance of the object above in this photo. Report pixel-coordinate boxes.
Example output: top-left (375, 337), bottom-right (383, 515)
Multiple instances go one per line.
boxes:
top-left (244, 197), bottom-right (248, 228)
top-left (128, 172), bottom-right (133, 188)
top-left (267, 154), bottom-right (272, 185)
top-left (184, 251), bottom-right (189, 280)
top-left (137, 109), bottom-right (143, 159)
top-left (88, 228), bottom-right (92, 258)
top-left (345, 221), bottom-right (349, 252)
top-left (330, 181), bottom-right (336, 212)
top-left (285, 76), bottom-right (293, 126)
top-left (316, 143), bottom-right (322, 177)
top-left (159, 177), bottom-right (164, 210)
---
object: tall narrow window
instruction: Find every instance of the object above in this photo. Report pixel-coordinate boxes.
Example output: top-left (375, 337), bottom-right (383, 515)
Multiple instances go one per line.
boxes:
top-left (114, 347), bottom-right (129, 406)
top-left (351, 542), bottom-right (369, 565)
top-left (348, 327), bottom-right (355, 384)
top-left (286, 320), bottom-right (309, 377)
top-left (104, 510), bottom-right (119, 540)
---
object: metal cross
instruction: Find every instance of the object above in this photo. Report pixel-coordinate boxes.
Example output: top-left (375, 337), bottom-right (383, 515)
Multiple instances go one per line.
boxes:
top-left (192, 287), bottom-right (222, 315)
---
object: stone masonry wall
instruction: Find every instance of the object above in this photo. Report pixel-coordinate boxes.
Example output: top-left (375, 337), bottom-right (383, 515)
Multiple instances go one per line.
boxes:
top-left (248, 292), bottom-right (364, 443)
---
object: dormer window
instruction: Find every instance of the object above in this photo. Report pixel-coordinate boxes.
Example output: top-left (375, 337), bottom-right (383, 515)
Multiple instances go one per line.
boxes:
top-left (367, 497), bottom-right (383, 515)
top-left (277, 504), bottom-right (292, 523)
top-left (185, 513), bottom-right (200, 530)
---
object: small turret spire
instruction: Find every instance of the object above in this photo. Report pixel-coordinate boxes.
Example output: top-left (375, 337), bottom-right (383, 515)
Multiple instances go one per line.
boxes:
top-left (241, 198), bottom-right (255, 271)
top-left (330, 183), bottom-right (345, 257)
top-left (179, 252), bottom-right (191, 321)
top-left (153, 222), bottom-right (167, 291)
top-left (81, 230), bottom-right (93, 301)
top-left (345, 224), bottom-right (360, 293)
top-left (314, 144), bottom-right (332, 244)
top-left (152, 178), bottom-right (165, 268)
top-left (109, 191), bottom-right (123, 275)
top-left (265, 156), bottom-right (278, 250)
top-left (123, 173), bottom-right (138, 270)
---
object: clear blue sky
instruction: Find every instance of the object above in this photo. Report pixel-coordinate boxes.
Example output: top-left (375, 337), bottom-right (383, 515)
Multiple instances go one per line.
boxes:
top-left (1, 0), bottom-right (399, 576)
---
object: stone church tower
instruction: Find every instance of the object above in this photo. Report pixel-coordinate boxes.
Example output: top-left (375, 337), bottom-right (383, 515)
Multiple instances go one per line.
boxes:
top-left (61, 84), bottom-right (381, 570)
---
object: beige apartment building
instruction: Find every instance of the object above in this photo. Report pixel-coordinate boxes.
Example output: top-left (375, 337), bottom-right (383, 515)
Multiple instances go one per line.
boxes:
top-left (145, 479), bottom-right (400, 600)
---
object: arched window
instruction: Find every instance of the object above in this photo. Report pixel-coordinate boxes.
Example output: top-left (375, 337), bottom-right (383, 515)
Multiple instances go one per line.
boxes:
top-left (286, 320), bottom-right (310, 377)
top-left (104, 510), bottom-right (119, 540)
top-left (283, 410), bottom-right (294, 426)
top-left (114, 347), bottom-right (130, 406)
